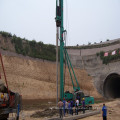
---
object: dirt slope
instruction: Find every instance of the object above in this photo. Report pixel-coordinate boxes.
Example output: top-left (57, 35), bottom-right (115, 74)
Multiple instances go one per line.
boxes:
top-left (0, 52), bottom-right (101, 99)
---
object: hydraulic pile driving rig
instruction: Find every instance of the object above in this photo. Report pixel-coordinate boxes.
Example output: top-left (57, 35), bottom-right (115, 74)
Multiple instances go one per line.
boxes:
top-left (55, 0), bottom-right (94, 107)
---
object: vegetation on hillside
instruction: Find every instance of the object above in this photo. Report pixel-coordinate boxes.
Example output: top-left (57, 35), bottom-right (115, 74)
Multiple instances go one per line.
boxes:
top-left (0, 31), bottom-right (12, 38)
top-left (0, 31), bottom-right (56, 61)
top-left (67, 40), bottom-right (120, 49)
top-left (97, 49), bottom-right (120, 64)
top-left (1, 31), bottom-right (120, 62)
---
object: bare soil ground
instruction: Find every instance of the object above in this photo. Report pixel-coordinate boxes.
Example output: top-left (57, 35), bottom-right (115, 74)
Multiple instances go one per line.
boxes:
top-left (81, 99), bottom-right (120, 120)
top-left (14, 99), bottom-right (120, 120)
top-left (19, 99), bottom-right (57, 120)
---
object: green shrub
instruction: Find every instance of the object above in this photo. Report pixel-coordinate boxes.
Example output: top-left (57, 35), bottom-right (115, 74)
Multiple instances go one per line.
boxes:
top-left (0, 31), bottom-right (56, 61)
top-left (0, 31), bottom-right (12, 37)
top-left (99, 51), bottom-right (104, 59)
top-left (98, 49), bottom-right (120, 64)
top-left (96, 52), bottom-right (99, 56)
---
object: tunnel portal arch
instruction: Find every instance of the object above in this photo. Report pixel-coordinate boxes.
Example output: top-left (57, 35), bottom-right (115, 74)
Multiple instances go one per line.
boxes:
top-left (103, 73), bottom-right (120, 98)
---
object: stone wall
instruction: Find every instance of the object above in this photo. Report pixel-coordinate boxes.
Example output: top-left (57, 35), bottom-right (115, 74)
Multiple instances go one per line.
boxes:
top-left (68, 43), bottom-right (120, 97)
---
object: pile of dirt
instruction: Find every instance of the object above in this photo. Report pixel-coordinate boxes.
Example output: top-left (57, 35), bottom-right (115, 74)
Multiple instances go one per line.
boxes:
top-left (31, 108), bottom-right (59, 118)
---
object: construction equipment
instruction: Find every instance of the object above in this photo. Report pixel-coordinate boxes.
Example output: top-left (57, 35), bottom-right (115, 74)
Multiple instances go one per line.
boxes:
top-left (55, 0), bottom-right (94, 106)
top-left (0, 53), bottom-right (22, 120)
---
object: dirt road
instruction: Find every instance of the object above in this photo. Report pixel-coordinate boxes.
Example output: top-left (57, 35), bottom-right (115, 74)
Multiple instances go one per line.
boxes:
top-left (81, 99), bottom-right (120, 120)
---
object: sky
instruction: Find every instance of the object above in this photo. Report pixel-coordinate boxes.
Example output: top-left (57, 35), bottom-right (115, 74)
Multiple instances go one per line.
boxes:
top-left (0, 0), bottom-right (120, 46)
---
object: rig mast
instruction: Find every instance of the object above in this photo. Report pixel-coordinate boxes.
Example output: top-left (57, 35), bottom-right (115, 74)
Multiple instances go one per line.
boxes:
top-left (56, 0), bottom-right (64, 100)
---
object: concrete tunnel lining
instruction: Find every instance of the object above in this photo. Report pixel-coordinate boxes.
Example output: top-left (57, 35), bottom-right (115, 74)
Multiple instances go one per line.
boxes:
top-left (104, 73), bottom-right (120, 98)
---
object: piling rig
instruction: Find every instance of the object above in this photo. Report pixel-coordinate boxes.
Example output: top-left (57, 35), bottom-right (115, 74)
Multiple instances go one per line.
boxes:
top-left (55, 0), bottom-right (94, 106)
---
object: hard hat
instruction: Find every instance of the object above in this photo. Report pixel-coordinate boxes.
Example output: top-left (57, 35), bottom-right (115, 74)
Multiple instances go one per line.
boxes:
top-left (82, 98), bottom-right (85, 100)
top-left (1, 94), bottom-right (4, 99)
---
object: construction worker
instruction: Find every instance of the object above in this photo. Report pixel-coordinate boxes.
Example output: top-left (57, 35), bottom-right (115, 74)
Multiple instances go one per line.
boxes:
top-left (82, 98), bottom-right (85, 114)
top-left (102, 104), bottom-right (107, 120)
top-left (17, 104), bottom-right (20, 120)
top-left (65, 100), bottom-right (68, 114)
top-left (0, 93), bottom-right (4, 104)
top-left (70, 100), bottom-right (74, 115)
top-left (1, 93), bottom-right (4, 99)
top-left (75, 99), bottom-right (79, 115)
top-left (58, 99), bottom-right (63, 118)
top-left (1, 93), bottom-right (5, 102)
top-left (68, 101), bottom-right (71, 114)
top-left (63, 98), bottom-right (66, 116)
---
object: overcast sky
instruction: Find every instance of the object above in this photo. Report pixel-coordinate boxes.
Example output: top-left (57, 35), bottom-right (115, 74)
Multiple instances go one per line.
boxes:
top-left (0, 0), bottom-right (120, 46)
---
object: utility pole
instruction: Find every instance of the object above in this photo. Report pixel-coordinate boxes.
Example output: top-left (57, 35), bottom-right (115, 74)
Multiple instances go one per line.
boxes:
top-left (56, 0), bottom-right (64, 100)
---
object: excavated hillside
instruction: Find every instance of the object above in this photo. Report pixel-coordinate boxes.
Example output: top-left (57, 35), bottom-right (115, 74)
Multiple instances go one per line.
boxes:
top-left (0, 32), bottom-right (101, 100)
top-left (0, 50), bottom-right (101, 100)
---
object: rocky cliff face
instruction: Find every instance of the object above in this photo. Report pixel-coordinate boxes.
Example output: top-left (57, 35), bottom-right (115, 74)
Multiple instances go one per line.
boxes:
top-left (0, 35), bottom-right (15, 52)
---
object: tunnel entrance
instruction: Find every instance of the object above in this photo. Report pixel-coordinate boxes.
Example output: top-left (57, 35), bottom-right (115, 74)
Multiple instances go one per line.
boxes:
top-left (104, 73), bottom-right (120, 98)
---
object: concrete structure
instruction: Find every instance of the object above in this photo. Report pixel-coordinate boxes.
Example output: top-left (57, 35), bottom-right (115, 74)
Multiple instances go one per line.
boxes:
top-left (67, 39), bottom-right (120, 98)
